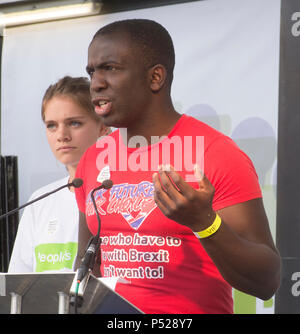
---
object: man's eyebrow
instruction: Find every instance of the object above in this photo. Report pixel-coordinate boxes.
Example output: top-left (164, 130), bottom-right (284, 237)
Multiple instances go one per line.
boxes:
top-left (86, 60), bottom-right (120, 72)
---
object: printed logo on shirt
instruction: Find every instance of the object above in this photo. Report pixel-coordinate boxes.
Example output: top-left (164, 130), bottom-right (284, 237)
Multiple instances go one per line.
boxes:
top-left (47, 219), bottom-right (59, 235)
top-left (86, 181), bottom-right (157, 230)
top-left (35, 242), bottom-right (77, 272)
top-left (97, 165), bottom-right (110, 183)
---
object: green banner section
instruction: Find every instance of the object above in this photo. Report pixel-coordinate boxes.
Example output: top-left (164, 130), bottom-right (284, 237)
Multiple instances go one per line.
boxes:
top-left (233, 289), bottom-right (274, 314)
top-left (35, 242), bottom-right (77, 272)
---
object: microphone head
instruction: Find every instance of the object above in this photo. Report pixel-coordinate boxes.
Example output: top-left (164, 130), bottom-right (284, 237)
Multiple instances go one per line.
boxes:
top-left (102, 179), bottom-right (113, 190)
top-left (71, 178), bottom-right (84, 188)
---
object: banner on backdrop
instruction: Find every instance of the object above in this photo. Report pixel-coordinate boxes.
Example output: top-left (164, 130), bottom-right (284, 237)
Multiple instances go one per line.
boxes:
top-left (276, 0), bottom-right (300, 314)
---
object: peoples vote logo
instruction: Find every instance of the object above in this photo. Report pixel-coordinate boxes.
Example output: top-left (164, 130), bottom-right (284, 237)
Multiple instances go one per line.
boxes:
top-left (86, 181), bottom-right (157, 230)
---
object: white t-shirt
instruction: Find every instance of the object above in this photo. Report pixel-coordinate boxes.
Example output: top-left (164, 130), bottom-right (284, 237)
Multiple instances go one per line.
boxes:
top-left (8, 177), bottom-right (79, 273)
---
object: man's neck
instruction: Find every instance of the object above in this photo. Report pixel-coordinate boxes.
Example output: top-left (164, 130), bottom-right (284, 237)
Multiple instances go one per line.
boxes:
top-left (122, 108), bottom-right (181, 148)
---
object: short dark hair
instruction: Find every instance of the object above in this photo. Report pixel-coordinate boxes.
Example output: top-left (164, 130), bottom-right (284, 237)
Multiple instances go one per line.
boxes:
top-left (92, 19), bottom-right (175, 84)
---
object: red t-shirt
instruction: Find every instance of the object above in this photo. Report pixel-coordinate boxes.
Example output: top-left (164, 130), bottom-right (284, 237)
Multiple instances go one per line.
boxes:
top-left (75, 115), bottom-right (262, 314)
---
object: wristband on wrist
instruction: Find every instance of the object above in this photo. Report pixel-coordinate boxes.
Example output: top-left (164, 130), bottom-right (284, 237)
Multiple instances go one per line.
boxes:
top-left (193, 214), bottom-right (222, 239)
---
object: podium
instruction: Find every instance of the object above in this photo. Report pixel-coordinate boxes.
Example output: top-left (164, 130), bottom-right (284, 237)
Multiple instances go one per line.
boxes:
top-left (0, 272), bottom-right (142, 314)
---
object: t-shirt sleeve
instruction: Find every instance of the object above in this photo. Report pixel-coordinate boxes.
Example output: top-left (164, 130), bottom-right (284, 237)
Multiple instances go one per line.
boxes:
top-left (75, 151), bottom-right (87, 214)
top-left (204, 135), bottom-right (262, 211)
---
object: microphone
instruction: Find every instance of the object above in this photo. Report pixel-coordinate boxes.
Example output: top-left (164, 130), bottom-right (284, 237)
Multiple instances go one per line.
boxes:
top-left (0, 178), bottom-right (83, 221)
top-left (94, 179), bottom-right (113, 191)
top-left (76, 179), bottom-right (113, 283)
top-left (70, 178), bottom-right (83, 188)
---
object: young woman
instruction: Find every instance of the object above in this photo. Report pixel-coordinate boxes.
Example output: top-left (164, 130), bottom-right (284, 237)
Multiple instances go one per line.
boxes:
top-left (8, 76), bottom-right (110, 273)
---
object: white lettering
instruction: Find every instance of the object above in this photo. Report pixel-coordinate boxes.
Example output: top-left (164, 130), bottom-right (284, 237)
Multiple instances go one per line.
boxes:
top-left (107, 318), bottom-right (142, 331)
top-left (291, 12), bottom-right (300, 37)
top-left (291, 272), bottom-right (300, 296)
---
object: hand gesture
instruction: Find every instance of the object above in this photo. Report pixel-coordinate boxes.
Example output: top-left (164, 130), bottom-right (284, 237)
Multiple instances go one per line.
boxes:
top-left (152, 164), bottom-right (216, 231)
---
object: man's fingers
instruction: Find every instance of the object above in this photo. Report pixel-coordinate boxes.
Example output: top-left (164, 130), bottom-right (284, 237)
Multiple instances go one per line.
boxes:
top-left (194, 164), bottom-right (204, 182)
top-left (158, 164), bottom-right (193, 199)
top-left (194, 164), bottom-right (214, 191)
top-left (153, 165), bottom-right (215, 223)
top-left (152, 171), bottom-right (175, 215)
top-left (153, 164), bottom-right (214, 205)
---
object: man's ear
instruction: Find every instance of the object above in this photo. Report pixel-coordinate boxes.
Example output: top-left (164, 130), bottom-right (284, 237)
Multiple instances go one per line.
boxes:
top-left (148, 64), bottom-right (167, 92)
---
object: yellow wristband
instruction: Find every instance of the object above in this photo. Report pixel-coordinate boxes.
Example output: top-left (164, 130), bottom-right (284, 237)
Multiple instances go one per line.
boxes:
top-left (193, 214), bottom-right (222, 239)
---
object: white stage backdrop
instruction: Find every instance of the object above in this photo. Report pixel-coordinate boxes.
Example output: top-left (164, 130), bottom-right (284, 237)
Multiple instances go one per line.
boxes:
top-left (0, 0), bottom-right (281, 313)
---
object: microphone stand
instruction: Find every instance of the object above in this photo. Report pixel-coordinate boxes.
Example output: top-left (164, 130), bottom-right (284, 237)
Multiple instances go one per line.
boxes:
top-left (70, 180), bottom-right (113, 313)
top-left (0, 178), bottom-right (83, 221)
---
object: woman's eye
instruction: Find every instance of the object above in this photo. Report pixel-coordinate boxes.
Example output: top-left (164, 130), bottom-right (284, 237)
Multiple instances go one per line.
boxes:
top-left (70, 121), bottom-right (82, 127)
top-left (46, 123), bottom-right (56, 130)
